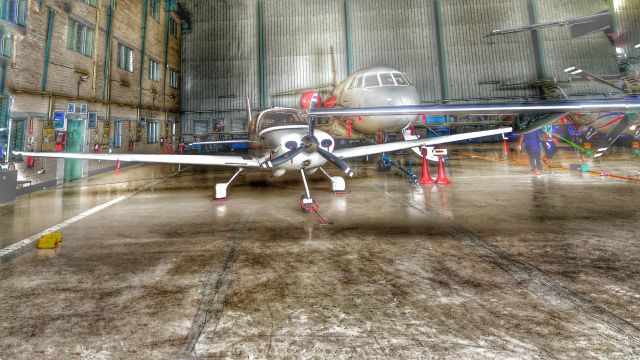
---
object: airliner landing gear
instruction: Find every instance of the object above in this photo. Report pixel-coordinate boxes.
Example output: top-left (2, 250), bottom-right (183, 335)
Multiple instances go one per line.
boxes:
top-left (319, 168), bottom-right (346, 193)
top-left (214, 168), bottom-right (244, 201)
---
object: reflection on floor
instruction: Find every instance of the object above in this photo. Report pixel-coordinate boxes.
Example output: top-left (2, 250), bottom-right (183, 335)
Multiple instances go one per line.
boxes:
top-left (0, 144), bottom-right (639, 358)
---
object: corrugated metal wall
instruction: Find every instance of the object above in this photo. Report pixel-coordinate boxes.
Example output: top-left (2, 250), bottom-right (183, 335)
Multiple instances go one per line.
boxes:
top-left (536, 0), bottom-right (618, 97)
top-left (616, 0), bottom-right (640, 53)
top-left (442, 0), bottom-right (538, 101)
top-left (180, 0), bottom-right (632, 134)
top-left (181, 0), bottom-right (258, 134)
top-left (264, 0), bottom-right (347, 108)
top-left (348, 0), bottom-right (441, 101)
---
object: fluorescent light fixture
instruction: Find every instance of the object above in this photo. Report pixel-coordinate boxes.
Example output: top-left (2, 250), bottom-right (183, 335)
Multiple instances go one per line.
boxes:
top-left (630, 125), bottom-right (638, 131)
top-left (635, 43), bottom-right (640, 49)
top-left (571, 69), bottom-right (583, 75)
top-left (564, 67), bottom-right (576, 73)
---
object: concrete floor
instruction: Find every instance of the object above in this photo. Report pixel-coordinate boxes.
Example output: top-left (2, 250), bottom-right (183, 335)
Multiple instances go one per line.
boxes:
top-left (0, 144), bottom-right (639, 359)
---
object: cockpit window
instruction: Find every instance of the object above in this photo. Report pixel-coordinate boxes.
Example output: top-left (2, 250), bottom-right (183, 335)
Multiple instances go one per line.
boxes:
top-left (257, 111), bottom-right (306, 133)
top-left (348, 76), bottom-right (361, 90)
top-left (393, 73), bottom-right (409, 86)
top-left (379, 73), bottom-right (396, 86)
top-left (364, 74), bottom-right (380, 88)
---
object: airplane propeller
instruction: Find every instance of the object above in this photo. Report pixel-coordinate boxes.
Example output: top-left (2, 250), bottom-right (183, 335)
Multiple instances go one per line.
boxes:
top-left (261, 115), bottom-right (354, 177)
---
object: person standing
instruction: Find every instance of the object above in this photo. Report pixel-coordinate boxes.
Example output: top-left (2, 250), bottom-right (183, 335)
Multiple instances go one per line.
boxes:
top-left (517, 129), bottom-right (544, 175)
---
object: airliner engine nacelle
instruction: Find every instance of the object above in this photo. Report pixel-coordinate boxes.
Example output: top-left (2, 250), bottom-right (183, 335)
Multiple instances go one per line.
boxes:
top-left (300, 91), bottom-right (322, 110)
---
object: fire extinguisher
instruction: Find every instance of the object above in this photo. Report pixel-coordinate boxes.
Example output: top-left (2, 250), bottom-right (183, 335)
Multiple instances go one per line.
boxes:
top-left (128, 140), bottom-right (134, 151)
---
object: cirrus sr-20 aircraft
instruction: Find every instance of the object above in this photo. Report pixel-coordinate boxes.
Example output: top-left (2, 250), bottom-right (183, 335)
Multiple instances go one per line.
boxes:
top-left (16, 97), bottom-right (640, 211)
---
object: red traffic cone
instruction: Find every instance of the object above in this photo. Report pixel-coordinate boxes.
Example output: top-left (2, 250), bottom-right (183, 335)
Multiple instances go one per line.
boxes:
top-left (435, 155), bottom-right (452, 185)
top-left (419, 148), bottom-right (434, 184)
top-left (502, 137), bottom-right (509, 157)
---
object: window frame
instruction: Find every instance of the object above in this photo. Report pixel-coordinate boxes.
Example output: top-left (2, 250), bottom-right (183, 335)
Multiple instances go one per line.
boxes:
top-left (117, 43), bottom-right (134, 73)
top-left (67, 18), bottom-right (95, 57)
top-left (149, 0), bottom-right (161, 22)
top-left (3, 0), bottom-right (28, 27)
top-left (114, 120), bottom-right (122, 148)
top-left (149, 58), bottom-right (160, 82)
top-left (169, 68), bottom-right (180, 89)
top-left (147, 121), bottom-right (159, 144)
top-left (169, 17), bottom-right (179, 38)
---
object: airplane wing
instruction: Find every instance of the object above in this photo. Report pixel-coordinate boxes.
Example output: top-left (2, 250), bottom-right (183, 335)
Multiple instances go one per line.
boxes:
top-left (273, 83), bottom-right (335, 97)
top-left (334, 128), bottom-right (511, 159)
top-left (564, 67), bottom-right (626, 93)
top-left (12, 152), bottom-right (262, 168)
top-left (190, 140), bottom-right (253, 145)
top-left (485, 11), bottom-right (611, 38)
top-left (307, 99), bottom-right (640, 117)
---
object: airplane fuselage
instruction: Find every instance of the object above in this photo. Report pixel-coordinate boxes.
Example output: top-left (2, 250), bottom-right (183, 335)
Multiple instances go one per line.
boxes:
top-left (319, 67), bottom-right (421, 138)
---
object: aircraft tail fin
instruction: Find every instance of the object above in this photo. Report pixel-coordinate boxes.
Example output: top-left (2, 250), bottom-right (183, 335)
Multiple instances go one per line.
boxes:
top-left (330, 46), bottom-right (339, 87)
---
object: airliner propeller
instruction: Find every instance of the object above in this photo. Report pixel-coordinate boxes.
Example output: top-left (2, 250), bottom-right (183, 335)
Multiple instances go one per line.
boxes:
top-left (261, 115), bottom-right (354, 177)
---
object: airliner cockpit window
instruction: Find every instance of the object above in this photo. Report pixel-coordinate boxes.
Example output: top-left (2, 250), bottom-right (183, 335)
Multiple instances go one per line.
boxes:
top-left (258, 111), bottom-right (306, 133)
top-left (348, 76), bottom-right (360, 90)
top-left (393, 73), bottom-right (409, 86)
top-left (364, 74), bottom-right (380, 88)
top-left (379, 73), bottom-right (396, 86)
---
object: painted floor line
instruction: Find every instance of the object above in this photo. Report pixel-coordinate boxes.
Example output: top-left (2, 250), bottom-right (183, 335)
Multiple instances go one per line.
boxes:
top-left (0, 174), bottom-right (174, 259)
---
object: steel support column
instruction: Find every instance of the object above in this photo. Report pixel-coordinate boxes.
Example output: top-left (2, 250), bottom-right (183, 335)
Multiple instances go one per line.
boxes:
top-left (343, 0), bottom-right (353, 75)
top-left (527, 0), bottom-right (547, 80)
top-left (258, 0), bottom-right (266, 110)
top-left (433, 0), bottom-right (449, 102)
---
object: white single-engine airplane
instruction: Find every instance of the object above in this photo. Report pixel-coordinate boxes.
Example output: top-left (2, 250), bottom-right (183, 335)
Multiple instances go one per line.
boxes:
top-left (16, 99), bottom-right (640, 211)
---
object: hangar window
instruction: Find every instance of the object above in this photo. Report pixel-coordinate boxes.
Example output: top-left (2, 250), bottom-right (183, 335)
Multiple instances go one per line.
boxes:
top-left (81, 0), bottom-right (98, 7)
top-left (364, 74), bottom-right (380, 88)
top-left (149, 59), bottom-right (160, 82)
top-left (150, 0), bottom-right (161, 22)
top-left (67, 19), bottom-right (94, 57)
top-left (169, 68), bottom-right (179, 89)
top-left (393, 73), bottom-right (409, 86)
top-left (379, 73), bottom-right (396, 86)
top-left (147, 121), bottom-right (159, 144)
top-left (1, 0), bottom-right (27, 26)
top-left (117, 43), bottom-right (134, 72)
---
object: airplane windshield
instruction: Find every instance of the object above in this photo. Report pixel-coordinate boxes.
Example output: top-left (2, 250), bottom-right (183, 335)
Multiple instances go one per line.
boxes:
top-left (364, 74), bottom-right (380, 88)
top-left (379, 73), bottom-right (396, 86)
top-left (393, 73), bottom-right (409, 86)
top-left (258, 111), bottom-right (306, 133)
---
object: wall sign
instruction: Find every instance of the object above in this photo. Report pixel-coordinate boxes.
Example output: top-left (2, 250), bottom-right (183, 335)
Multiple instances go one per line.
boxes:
top-left (67, 103), bottom-right (76, 113)
top-left (53, 110), bottom-right (66, 130)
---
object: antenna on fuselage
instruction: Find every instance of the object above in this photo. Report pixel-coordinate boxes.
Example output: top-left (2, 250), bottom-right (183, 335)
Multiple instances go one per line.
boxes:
top-left (245, 97), bottom-right (252, 130)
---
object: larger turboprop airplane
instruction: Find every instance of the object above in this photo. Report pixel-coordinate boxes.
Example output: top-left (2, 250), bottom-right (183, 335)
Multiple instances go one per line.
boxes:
top-left (277, 66), bottom-right (422, 140)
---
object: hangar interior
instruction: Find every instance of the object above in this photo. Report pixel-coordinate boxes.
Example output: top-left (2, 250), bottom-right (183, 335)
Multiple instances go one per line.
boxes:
top-left (1, 0), bottom-right (640, 358)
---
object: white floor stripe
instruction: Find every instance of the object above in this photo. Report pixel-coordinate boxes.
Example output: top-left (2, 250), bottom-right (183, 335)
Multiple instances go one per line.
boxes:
top-left (0, 176), bottom-right (171, 259)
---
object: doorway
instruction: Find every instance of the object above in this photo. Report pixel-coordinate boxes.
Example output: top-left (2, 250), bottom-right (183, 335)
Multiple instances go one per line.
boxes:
top-left (64, 118), bottom-right (86, 181)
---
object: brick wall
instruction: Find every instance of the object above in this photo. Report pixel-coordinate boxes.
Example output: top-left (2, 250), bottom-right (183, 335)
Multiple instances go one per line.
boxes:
top-left (1, 0), bottom-right (182, 186)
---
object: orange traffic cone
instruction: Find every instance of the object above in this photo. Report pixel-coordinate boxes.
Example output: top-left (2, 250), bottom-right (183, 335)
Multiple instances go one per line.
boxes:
top-left (419, 148), bottom-right (434, 184)
top-left (435, 155), bottom-right (452, 185)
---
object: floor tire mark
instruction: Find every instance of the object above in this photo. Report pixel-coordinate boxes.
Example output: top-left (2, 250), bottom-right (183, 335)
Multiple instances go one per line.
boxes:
top-left (178, 208), bottom-right (254, 359)
top-left (375, 181), bottom-right (640, 358)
